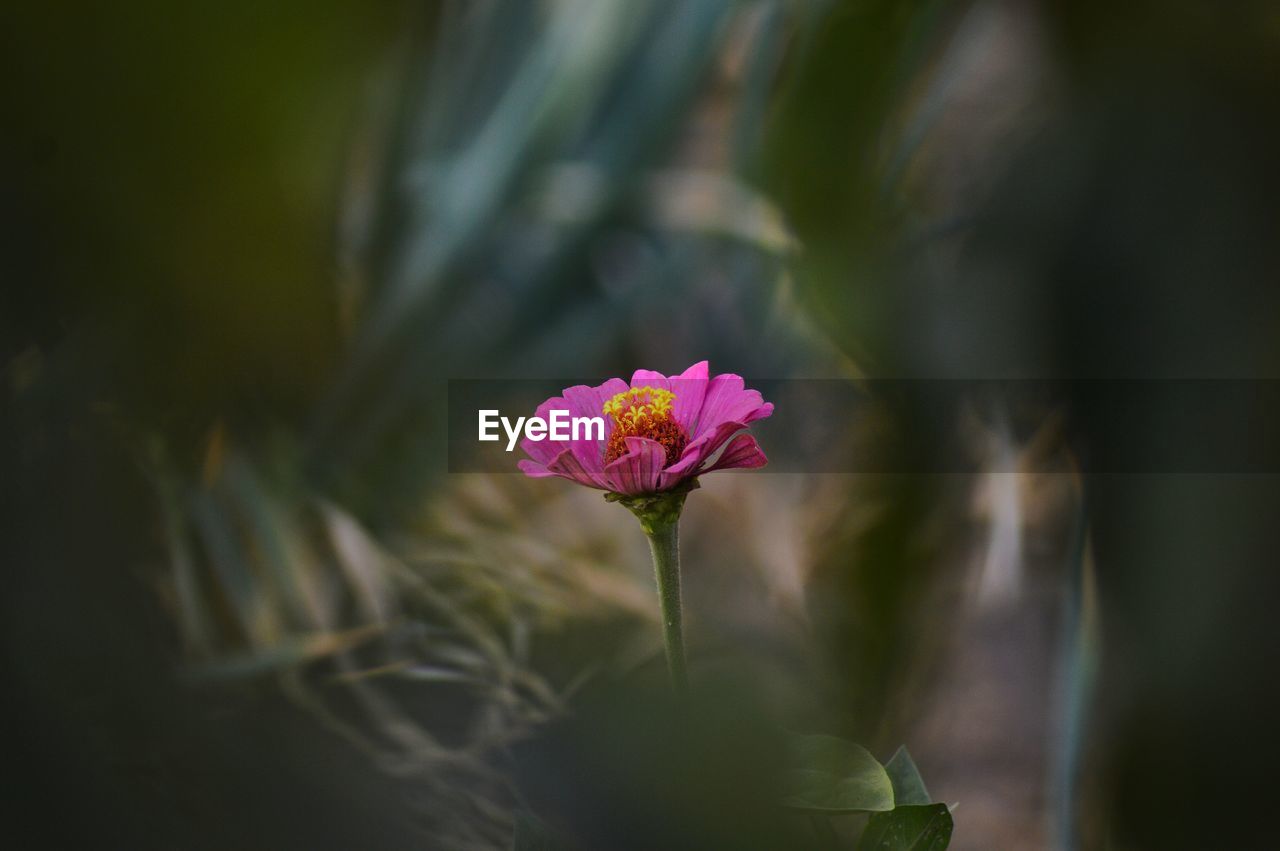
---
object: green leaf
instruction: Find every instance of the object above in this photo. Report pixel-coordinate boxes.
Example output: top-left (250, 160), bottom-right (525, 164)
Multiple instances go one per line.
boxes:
top-left (857, 804), bottom-right (953, 851)
top-left (884, 746), bottom-right (932, 806)
top-left (780, 733), bottom-right (895, 813)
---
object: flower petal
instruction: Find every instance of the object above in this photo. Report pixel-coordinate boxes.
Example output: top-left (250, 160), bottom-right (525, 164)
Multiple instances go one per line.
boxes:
top-left (659, 418), bottom-right (748, 485)
top-left (546, 447), bottom-right (610, 489)
top-left (560, 378), bottom-right (628, 471)
top-left (630, 367), bottom-right (670, 387)
top-left (668, 360), bottom-right (709, 434)
top-left (687, 373), bottom-right (773, 439)
top-left (700, 433), bottom-right (768, 473)
top-left (519, 396), bottom-right (569, 465)
top-left (520, 378), bottom-right (627, 473)
top-left (678, 361), bottom-right (709, 381)
top-left (517, 459), bottom-right (556, 478)
top-left (603, 436), bottom-right (667, 495)
top-left (630, 362), bottom-right (712, 435)
top-left (563, 378), bottom-right (630, 422)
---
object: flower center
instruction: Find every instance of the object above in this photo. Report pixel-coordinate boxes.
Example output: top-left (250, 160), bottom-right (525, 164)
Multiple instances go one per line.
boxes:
top-left (602, 385), bottom-right (689, 466)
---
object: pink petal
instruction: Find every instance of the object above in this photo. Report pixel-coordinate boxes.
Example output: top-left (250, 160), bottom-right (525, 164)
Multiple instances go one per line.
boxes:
top-left (517, 459), bottom-right (557, 478)
top-left (700, 433), bottom-right (768, 473)
top-left (547, 446), bottom-right (610, 489)
top-left (686, 373), bottom-right (773, 439)
top-left (519, 395), bottom-right (569, 466)
top-left (563, 378), bottom-right (630, 422)
top-left (560, 378), bottom-right (628, 471)
top-left (603, 437), bottom-right (667, 495)
top-left (630, 362), bottom-right (712, 436)
top-left (659, 419), bottom-right (748, 486)
top-left (678, 361), bottom-right (709, 381)
top-left (520, 378), bottom-right (627, 473)
top-left (668, 360), bottom-right (709, 434)
top-left (630, 367), bottom-right (670, 386)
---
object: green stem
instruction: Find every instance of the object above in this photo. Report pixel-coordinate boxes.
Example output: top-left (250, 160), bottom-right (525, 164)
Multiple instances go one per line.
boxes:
top-left (606, 482), bottom-right (696, 693)
top-left (644, 518), bottom-right (688, 693)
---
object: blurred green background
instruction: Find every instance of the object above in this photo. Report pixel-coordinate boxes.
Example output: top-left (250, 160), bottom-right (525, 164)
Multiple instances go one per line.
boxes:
top-left (4, 1), bottom-right (1280, 848)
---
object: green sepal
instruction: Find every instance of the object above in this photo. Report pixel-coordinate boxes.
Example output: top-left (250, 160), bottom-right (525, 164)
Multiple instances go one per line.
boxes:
top-left (605, 479), bottom-right (699, 534)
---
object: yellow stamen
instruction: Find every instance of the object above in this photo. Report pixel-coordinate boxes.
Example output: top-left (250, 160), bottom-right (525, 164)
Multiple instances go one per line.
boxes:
top-left (602, 386), bottom-right (688, 465)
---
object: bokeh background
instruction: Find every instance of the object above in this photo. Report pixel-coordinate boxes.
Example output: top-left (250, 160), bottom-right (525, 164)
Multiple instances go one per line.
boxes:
top-left (4, 1), bottom-right (1280, 848)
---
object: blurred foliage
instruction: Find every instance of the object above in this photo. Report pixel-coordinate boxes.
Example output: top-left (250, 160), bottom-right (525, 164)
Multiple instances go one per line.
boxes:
top-left (6, 0), bottom-right (1280, 849)
top-left (780, 733), bottom-right (895, 814)
top-left (1, 0), bottom-right (999, 847)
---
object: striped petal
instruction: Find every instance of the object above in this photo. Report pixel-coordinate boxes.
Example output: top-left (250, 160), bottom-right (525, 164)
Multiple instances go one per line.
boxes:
top-left (700, 433), bottom-right (768, 473)
top-left (603, 437), bottom-right (667, 495)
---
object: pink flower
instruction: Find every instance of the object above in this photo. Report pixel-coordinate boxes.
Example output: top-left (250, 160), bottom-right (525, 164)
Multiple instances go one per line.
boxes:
top-left (518, 361), bottom-right (773, 495)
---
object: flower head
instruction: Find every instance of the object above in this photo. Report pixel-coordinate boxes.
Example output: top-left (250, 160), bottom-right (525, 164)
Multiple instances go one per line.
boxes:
top-left (518, 361), bottom-right (773, 495)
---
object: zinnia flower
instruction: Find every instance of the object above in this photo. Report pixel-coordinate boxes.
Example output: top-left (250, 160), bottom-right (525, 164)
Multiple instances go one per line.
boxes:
top-left (519, 361), bottom-right (772, 693)
top-left (518, 361), bottom-right (773, 496)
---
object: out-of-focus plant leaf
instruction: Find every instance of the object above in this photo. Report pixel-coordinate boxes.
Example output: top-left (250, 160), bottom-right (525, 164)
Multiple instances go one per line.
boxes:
top-left (781, 733), bottom-right (895, 813)
top-left (189, 488), bottom-right (279, 644)
top-left (861, 746), bottom-right (952, 849)
top-left (884, 745), bottom-right (931, 807)
top-left (857, 803), bottom-right (953, 851)
top-left (185, 625), bottom-right (387, 681)
top-left (309, 0), bottom-right (750, 514)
